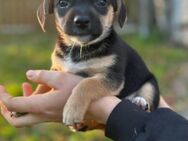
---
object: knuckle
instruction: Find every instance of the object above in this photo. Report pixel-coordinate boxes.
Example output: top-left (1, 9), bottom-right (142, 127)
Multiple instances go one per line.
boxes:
top-left (37, 70), bottom-right (45, 80)
top-left (55, 72), bottom-right (64, 80)
top-left (54, 73), bottom-right (64, 86)
top-left (41, 106), bottom-right (54, 116)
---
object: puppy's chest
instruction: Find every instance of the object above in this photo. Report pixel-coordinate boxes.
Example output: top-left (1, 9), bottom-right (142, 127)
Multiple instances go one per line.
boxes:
top-left (52, 53), bottom-right (116, 75)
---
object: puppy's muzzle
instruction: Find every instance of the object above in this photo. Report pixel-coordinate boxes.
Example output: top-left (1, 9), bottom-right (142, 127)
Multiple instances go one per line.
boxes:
top-left (74, 15), bottom-right (90, 30)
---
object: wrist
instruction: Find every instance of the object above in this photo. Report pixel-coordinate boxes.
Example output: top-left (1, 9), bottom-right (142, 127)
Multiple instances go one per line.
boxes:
top-left (88, 96), bottom-right (121, 124)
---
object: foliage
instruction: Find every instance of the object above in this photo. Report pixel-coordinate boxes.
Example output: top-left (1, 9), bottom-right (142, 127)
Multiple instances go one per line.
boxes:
top-left (0, 32), bottom-right (187, 141)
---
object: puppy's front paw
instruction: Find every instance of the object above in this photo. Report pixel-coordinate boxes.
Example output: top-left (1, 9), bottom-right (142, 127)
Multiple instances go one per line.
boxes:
top-left (63, 100), bottom-right (86, 128)
top-left (69, 123), bottom-right (88, 132)
top-left (132, 97), bottom-right (149, 111)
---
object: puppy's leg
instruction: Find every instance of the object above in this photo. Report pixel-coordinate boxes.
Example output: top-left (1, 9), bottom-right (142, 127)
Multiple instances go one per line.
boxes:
top-left (63, 74), bottom-right (124, 128)
top-left (132, 78), bottom-right (159, 111)
top-left (75, 120), bottom-right (105, 131)
top-left (132, 96), bottom-right (149, 111)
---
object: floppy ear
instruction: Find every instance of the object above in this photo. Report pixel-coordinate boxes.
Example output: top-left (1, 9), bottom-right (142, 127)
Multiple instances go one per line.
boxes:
top-left (37, 0), bottom-right (54, 32)
top-left (37, 0), bottom-right (48, 32)
top-left (117, 0), bottom-right (127, 28)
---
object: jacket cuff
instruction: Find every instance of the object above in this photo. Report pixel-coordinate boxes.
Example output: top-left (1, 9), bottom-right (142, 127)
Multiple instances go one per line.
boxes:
top-left (105, 100), bottom-right (148, 141)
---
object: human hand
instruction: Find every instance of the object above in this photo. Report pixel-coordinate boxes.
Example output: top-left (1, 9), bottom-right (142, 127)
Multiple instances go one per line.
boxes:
top-left (159, 96), bottom-right (172, 109)
top-left (0, 70), bottom-right (83, 127)
top-left (0, 70), bottom-right (121, 131)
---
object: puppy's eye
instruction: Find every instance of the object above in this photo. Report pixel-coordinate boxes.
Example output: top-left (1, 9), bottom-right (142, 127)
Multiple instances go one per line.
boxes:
top-left (59, 0), bottom-right (70, 8)
top-left (95, 0), bottom-right (108, 7)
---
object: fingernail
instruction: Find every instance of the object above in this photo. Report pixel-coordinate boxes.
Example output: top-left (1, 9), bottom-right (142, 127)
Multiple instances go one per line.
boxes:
top-left (26, 70), bottom-right (36, 79)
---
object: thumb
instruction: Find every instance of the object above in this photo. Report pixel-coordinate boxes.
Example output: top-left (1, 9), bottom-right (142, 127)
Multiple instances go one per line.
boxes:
top-left (26, 70), bottom-right (82, 90)
top-left (26, 70), bottom-right (65, 89)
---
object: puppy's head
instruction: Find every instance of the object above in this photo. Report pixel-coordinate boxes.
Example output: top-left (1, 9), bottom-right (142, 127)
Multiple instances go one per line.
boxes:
top-left (37, 0), bottom-right (127, 46)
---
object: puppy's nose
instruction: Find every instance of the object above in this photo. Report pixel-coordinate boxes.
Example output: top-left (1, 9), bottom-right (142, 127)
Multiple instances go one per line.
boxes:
top-left (74, 16), bottom-right (90, 29)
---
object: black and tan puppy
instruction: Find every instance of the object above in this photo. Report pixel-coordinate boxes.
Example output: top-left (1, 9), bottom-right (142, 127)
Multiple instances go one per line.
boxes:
top-left (35, 0), bottom-right (160, 130)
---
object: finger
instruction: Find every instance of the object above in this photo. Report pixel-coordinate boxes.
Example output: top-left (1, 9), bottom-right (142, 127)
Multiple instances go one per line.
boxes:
top-left (0, 90), bottom-right (65, 113)
top-left (0, 88), bottom-right (40, 113)
top-left (1, 107), bottom-right (48, 127)
top-left (0, 85), bottom-right (40, 113)
top-left (26, 70), bottom-right (82, 90)
top-left (32, 84), bottom-right (51, 95)
top-left (26, 70), bottom-right (66, 89)
top-left (22, 82), bottom-right (33, 96)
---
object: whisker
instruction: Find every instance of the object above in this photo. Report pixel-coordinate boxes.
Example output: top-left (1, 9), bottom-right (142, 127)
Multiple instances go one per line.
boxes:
top-left (80, 44), bottom-right (83, 58)
top-left (70, 41), bottom-right (76, 53)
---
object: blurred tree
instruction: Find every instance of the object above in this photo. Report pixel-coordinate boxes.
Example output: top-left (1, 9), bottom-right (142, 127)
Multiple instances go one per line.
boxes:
top-left (153, 0), bottom-right (169, 32)
top-left (138, 0), bottom-right (152, 38)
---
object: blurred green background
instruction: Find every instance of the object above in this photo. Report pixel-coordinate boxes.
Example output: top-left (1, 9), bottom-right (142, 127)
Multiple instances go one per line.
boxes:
top-left (0, 0), bottom-right (188, 141)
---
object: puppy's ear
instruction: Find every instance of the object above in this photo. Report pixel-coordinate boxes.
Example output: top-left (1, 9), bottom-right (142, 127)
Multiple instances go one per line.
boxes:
top-left (117, 0), bottom-right (127, 28)
top-left (37, 0), bottom-right (54, 32)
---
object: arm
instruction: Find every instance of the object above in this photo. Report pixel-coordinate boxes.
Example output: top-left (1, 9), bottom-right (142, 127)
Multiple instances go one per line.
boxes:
top-left (102, 99), bottom-right (188, 141)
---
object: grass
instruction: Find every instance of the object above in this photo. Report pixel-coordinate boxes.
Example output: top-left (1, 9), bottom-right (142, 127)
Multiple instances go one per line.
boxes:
top-left (0, 32), bottom-right (188, 141)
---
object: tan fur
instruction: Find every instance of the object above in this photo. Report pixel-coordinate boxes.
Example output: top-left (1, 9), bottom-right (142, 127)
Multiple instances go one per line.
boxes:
top-left (83, 120), bottom-right (105, 130)
top-left (101, 6), bottom-right (114, 28)
top-left (51, 48), bottom-right (66, 71)
top-left (52, 51), bottom-right (116, 75)
top-left (125, 82), bottom-right (155, 111)
top-left (55, 21), bottom-right (74, 46)
top-left (137, 82), bottom-right (154, 109)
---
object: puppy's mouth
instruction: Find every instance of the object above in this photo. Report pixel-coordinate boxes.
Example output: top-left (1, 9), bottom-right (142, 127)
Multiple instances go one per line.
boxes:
top-left (75, 35), bottom-right (92, 42)
top-left (69, 34), bottom-right (100, 45)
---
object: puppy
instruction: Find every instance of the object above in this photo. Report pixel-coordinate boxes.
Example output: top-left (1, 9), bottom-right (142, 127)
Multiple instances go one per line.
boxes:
top-left (36, 0), bottom-right (160, 131)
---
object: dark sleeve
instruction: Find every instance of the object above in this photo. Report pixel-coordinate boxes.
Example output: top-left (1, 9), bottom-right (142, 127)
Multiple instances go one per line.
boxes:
top-left (105, 100), bottom-right (188, 141)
